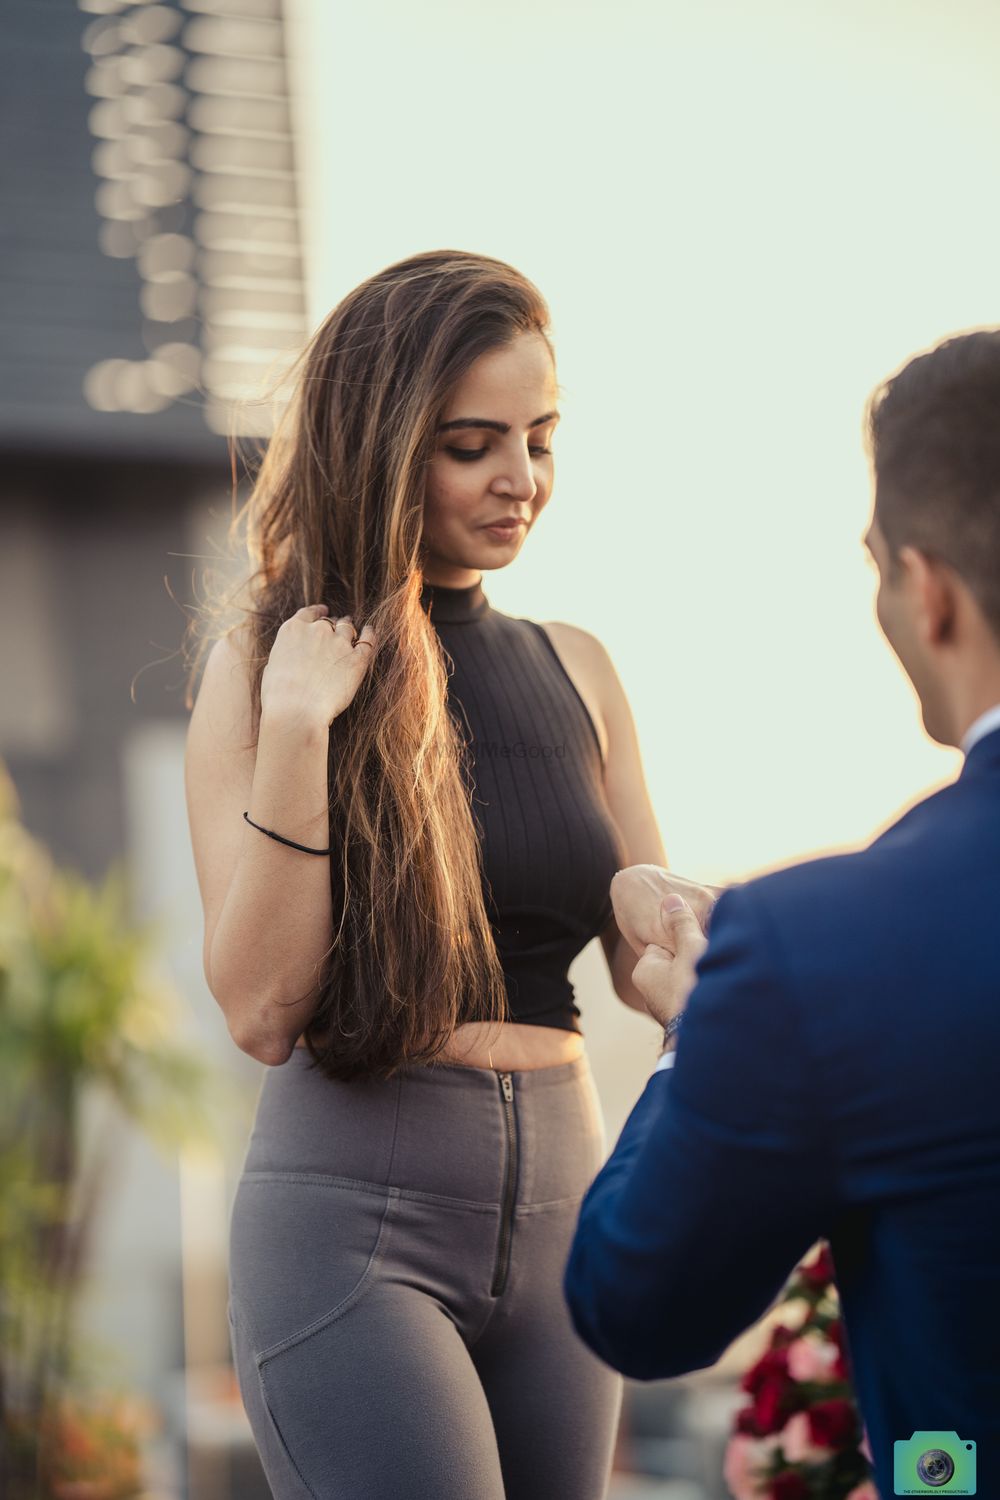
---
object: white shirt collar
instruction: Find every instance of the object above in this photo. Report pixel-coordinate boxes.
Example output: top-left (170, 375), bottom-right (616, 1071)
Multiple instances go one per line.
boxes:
top-left (961, 703), bottom-right (1000, 757)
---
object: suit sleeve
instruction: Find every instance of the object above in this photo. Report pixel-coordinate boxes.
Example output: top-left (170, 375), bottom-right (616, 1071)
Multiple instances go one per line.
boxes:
top-left (563, 880), bottom-right (839, 1380)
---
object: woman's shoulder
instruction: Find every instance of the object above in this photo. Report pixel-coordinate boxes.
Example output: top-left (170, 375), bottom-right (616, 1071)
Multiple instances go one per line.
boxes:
top-left (534, 619), bottom-right (616, 695)
top-left (530, 620), bottom-right (644, 777)
top-left (536, 618), bottom-right (606, 657)
top-left (529, 619), bottom-right (611, 766)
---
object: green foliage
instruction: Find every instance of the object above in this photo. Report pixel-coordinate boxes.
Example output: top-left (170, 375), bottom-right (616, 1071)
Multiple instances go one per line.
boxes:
top-left (0, 761), bottom-right (215, 1495)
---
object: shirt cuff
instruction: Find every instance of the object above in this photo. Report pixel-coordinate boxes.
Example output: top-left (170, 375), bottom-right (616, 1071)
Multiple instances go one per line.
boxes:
top-left (653, 1050), bottom-right (676, 1074)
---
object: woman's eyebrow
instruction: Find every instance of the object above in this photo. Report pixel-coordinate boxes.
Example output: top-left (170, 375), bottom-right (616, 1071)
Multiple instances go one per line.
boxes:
top-left (436, 410), bottom-right (560, 434)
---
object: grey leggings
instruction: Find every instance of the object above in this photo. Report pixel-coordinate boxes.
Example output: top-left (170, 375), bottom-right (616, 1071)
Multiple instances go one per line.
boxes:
top-left (227, 1047), bottom-right (624, 1499)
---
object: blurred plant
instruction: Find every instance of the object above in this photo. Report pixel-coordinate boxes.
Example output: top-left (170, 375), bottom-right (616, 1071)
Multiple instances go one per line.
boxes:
top-left (6, 1393), bottom-right (160, 1500)
top-left (723, 1242), bottom-right (877, 1500)
top-left (0, 760), bottom-right (215, 1498)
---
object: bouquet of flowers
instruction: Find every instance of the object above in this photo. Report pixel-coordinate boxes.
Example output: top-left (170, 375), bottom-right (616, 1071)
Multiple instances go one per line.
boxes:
top-left (723, 1243), bottom-right (878, 1500)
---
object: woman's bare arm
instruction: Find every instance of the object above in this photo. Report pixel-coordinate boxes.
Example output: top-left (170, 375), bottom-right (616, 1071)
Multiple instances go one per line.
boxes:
top-left (185, 629), bottom-right (335, 1064)
top-left (587, 635), bottom-right (673, 1013)
top-left (540, 622), bottom-right (670, 1015)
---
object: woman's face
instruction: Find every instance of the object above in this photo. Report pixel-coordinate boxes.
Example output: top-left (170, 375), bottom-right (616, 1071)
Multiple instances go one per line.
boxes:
top-left (421, 330), bottom-right (559, 585)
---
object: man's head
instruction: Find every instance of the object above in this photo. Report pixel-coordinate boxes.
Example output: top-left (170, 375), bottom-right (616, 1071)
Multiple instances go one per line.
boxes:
top-left (863, 330), bottom-right (1000, 748)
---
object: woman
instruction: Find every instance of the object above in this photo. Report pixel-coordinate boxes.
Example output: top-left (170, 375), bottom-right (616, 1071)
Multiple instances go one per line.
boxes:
top-left (184, 249), bottom-right (670, 1498)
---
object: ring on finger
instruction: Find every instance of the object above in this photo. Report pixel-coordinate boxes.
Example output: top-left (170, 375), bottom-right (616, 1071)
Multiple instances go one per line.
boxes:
top-left (333, 615), bottom-right (357, 642)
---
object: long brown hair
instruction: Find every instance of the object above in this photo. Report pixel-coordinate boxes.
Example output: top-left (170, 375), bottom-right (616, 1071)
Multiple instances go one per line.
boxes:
top-left (187, 249), bottom-right (556, 1080)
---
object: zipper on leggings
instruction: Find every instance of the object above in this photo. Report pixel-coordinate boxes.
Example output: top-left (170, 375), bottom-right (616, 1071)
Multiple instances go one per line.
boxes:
top-left (490, 1071), bottom-right (517, 1297)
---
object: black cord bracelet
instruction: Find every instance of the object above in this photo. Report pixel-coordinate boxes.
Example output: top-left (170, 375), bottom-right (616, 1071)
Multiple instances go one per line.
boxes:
top-left (243, 810), bottom-right (332, 856)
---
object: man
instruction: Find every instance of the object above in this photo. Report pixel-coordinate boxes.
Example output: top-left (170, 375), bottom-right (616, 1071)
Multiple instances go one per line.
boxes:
top-left (563, 330), bottom-right (1000, 1500)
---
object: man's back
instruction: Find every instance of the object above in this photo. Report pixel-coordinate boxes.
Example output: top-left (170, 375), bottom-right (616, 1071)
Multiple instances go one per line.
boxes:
top-left (565, 727), bottom-right (1000, 1498)
top-left (752, 725), bottom-right (1000, 1490)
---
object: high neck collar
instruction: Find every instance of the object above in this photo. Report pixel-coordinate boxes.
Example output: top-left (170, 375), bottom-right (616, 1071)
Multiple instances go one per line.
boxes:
top-left (419, 574), bottom-right (490, 624)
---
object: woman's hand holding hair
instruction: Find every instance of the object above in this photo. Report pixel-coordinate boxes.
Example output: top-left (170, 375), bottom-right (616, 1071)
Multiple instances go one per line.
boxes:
top-left (261, 604), bottom-right (379, 730)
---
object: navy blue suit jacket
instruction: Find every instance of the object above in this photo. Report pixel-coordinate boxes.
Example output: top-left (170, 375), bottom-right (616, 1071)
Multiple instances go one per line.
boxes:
top-left (564, 727), bottom-right (1000, 1499)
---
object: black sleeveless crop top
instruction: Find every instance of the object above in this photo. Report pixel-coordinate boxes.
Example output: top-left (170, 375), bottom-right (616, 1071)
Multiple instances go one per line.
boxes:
top-left (420, 574), bottom-right (625, 1033)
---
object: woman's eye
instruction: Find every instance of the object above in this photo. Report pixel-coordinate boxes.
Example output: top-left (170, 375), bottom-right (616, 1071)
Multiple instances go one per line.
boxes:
top-left (445, 445), bottom-right (552, 462)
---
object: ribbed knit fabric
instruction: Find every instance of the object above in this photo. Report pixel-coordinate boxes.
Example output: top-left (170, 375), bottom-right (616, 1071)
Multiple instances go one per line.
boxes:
top-left (420, 574), bottom-right (624, 1032)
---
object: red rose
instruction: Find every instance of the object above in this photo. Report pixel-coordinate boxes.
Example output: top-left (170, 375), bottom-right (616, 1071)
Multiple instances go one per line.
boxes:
top-left (797, 1243), bottom-right (836, 1290)
top-left (770, 1471), bottom-right (811, 1500)
top-left (807, 1397), bottom-right (858, 1449)
top-left (739, 1343), bottom-right (800, 1435)
top-left (754, 1378), bottom-right (789, 1435)
top-left (826, 1318), bottom-right (851, 1380)
top-left (736, 1405), bottom-right (761, 1436)
top-left (741, 1346), bottom-right (791, 1394)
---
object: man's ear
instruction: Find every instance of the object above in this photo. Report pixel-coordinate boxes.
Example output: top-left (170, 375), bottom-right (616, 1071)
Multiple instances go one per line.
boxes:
top-left (898, 544), bottom-right (957, 646)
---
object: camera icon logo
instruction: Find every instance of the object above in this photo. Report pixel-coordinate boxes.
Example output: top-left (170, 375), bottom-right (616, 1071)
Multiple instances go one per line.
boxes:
top-left (893, 1431), bottom-right (976, 1494)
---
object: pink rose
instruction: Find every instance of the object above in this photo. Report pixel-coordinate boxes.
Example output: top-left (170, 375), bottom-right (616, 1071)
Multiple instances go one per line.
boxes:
top-left (723, 1432), bottom-right (782, 1500)
top-left (779, 1411), bottom-right (830, 1466)
top-left (844, 1484), bottom-right (879, 1500)
top-left (786, 1335), bottom-right (840, 1384)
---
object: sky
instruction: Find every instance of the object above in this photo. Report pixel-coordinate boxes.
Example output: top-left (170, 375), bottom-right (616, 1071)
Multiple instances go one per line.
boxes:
top-left (282, 0), bottom-right (1000, 886)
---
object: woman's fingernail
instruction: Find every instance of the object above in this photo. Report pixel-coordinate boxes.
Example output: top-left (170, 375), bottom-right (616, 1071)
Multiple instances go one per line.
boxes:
top-left (662, 894), bottom-right (687, 913)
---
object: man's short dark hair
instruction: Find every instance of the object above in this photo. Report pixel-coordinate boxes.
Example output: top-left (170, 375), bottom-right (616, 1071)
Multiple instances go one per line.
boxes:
top-left (866, 329), bottom-right (1000, 640)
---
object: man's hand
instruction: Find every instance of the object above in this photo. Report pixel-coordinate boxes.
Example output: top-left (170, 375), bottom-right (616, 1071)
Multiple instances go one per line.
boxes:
top-left (611, 864), bottom-right (724, 958)
top-left (630, 894), bottom-right (709, 1029)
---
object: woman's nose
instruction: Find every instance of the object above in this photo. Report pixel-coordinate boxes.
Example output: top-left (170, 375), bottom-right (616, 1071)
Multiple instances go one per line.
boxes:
top-left (497, 448), bottom-right (539, 500)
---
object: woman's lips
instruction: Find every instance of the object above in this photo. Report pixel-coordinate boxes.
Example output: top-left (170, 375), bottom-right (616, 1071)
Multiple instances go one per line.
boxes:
top-left (482, 520), bottom-right (527, 540)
